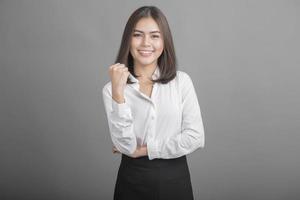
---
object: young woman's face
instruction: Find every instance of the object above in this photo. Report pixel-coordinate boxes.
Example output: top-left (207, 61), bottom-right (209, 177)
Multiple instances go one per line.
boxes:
top-left (130, 17), bottom-right (164, 68)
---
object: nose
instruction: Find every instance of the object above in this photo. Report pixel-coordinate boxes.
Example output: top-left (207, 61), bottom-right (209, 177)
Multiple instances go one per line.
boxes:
top-left (142, 35), bottom-right (151, 46)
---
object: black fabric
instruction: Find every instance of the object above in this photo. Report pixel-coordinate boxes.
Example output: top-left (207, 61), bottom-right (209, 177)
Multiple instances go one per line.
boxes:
top-left (113, 154), bottom-right (194, 200)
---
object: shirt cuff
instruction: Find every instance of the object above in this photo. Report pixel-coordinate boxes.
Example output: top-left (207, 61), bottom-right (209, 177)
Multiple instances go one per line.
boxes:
top-left (147, 138), bottom-right (160, 160)
top-left (111, 98), bottom-right (131, 117)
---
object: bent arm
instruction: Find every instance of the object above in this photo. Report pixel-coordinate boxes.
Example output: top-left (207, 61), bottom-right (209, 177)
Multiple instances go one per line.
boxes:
top-left (102, 85), bottom-right (137, 155)
top-left (147, 73), bottom-right (205, 160)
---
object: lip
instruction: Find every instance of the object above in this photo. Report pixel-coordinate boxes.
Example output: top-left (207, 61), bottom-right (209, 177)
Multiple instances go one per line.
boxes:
top-left (138, 50), bottom-right (153, 57)
top-left (138, 50), bottom-right (154, 52)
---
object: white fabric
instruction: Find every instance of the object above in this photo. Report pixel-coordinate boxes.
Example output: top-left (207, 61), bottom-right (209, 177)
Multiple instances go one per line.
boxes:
top-left (102, 66), bottom-right (205, 160)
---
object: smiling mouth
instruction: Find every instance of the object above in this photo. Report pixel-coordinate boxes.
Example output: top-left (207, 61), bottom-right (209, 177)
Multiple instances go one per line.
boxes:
top-left (138, 50), bottom-right (154, 56)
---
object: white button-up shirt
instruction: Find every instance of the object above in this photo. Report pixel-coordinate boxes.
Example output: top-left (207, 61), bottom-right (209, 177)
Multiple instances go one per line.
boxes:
top-left (102, 66), bottom-right (205, 160)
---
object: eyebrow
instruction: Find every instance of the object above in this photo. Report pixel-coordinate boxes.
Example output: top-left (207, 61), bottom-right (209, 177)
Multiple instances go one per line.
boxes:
top-left (133, 29), bottom-right (161, 34)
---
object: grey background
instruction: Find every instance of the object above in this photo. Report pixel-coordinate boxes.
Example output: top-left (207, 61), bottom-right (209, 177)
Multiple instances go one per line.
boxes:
top-left (1, 0), bottom-right (299, 199)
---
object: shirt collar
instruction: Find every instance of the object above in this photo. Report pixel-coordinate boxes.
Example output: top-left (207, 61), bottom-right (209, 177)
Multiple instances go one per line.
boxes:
top-left (128, 66), bottom-right (160, 83)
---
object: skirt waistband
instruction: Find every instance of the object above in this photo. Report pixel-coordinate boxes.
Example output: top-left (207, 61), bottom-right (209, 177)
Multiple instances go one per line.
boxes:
top-left (121, 154), bottom-right (187, 169)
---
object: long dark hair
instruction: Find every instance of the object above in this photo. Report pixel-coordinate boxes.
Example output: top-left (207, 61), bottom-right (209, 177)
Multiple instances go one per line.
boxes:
top-left (115, 6), bottom-right (177, 84)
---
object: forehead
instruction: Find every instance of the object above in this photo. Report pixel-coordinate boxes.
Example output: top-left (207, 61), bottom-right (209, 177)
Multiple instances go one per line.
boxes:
top-left (134, 17), bottom-right (160, 32)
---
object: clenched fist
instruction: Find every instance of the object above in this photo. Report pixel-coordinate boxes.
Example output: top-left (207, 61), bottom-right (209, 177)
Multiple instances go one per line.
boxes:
top-left (109, 63), bottom-right (130, 103)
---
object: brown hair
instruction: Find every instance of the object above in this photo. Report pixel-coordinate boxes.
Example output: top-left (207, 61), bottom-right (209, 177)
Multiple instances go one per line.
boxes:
top-left (115, 6), bottom-right (177, 84)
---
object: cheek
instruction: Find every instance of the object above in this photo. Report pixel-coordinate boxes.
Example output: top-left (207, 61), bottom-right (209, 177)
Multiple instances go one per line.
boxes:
top-left (155, 41), bottom-right (164, 52)
top-left (130, 39), bottom-right (140, 49)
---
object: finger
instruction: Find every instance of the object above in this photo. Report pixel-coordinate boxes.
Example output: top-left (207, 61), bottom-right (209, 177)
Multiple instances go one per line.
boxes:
top-left (114, 63), bottom-right (121, 67)
top-left (109, 63), bottom-right (123, 70)
top-left (119, 69), bottom-right (129, 75)
top-left (109, 63), bottom-right (119, 69)
top-left (112, 147), bottom-right (120, 153)
top-left (111, 65), bottom-right (126, 72)
top-left (114, 63), bottom-right (125, 67)
top-left (123, 71), bottom-right (130, 77)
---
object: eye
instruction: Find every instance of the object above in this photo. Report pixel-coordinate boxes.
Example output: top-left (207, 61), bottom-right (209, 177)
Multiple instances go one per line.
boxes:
top-left (152, 35), bottom-right (160, 38)
top-left (133, 33), bottom-right (142, 37)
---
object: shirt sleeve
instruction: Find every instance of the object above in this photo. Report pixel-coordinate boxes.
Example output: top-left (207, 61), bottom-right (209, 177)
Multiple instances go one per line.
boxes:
top-left (147, 72), bottom-right (205, 160)
top-left (102, 84), bottom-right (137, 156)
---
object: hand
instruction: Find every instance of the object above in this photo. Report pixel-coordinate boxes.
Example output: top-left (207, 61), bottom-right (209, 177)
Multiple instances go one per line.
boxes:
top-left (112, 145), bottom-right (148, 158)
top-left (129, 145), bottom-right (148, 158)
top-left (112, 146), bottom-right (120, 154)
top-left (109, 63), bottom-right (130, 103)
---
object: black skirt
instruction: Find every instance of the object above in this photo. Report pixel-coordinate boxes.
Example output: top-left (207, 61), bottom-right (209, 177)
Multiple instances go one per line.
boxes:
top-left (113, 154), bottom-right (194, 200)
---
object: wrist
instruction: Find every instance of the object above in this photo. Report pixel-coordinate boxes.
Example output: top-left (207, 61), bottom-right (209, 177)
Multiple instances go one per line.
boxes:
top-left (140, 146), bottom-right (148, 157)
top-left (112, 93), bottom-right (125, 104)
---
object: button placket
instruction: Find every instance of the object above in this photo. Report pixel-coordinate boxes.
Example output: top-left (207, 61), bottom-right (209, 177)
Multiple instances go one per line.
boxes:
top-left (150, 103), bottom-right (156, 119)
top-left (147, 106), bottom-right (156, 137)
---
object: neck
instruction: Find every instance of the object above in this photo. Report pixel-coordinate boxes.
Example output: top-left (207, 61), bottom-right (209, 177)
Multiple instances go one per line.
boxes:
top-left (133, 62), bottom-right (157, 81)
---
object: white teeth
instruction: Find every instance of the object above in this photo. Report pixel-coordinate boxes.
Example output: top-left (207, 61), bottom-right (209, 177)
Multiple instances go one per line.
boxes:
top-left (139, 51), bottom-right (153, 53)
top-left (138, 50), bottom-right (153, 56)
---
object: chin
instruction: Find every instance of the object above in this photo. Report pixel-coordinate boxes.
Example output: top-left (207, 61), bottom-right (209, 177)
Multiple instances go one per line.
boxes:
top-left (137, 60), bottom-right (156, 66)
top-left (134, 56), bottom-right (156, 65)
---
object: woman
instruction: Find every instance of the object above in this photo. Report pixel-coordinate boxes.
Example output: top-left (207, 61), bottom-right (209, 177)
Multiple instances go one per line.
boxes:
top-left (102, 6), bottom-right (205, 200)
